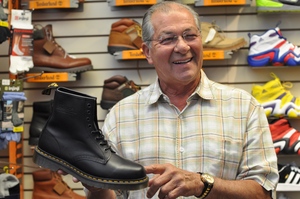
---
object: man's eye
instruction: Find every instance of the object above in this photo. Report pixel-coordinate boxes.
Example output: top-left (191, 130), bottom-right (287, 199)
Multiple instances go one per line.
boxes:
top-left (160, 37), bottom-right (175, 45)
top-left (184, 34), bottom-right (198, 41)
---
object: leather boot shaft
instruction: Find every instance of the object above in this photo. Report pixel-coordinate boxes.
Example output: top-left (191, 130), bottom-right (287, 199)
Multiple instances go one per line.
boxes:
top-left (33, 87), bottom-right (148, 190)
top-left (32, 24), bottom-right (93, 73)
top-left (32, 169), bottom-right (85, 199)
top-left (29, 100), bottom-right (52, 146)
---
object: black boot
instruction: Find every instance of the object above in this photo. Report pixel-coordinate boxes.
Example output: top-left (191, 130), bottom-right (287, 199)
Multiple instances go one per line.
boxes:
top-left (29, 100), bottom-right (52, 146)
top-left (33, 87), bottom-right (148, 190)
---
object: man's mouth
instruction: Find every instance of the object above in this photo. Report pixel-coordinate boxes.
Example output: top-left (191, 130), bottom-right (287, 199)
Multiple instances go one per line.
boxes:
top-left (173, 57), bottom-right (193, 64)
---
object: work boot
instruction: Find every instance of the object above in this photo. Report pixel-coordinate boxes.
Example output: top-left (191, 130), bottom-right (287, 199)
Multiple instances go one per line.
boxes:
top-left (33, 87), bottom-right (148, 190)
top-left (201, 21), bottom-right (247, 51)
top-left (107, 18), bottom-right (143, 55)
top-left (32, 169), bottom-right (85, 199)
top-left (31, 24), bottom-right (93, 73)
top-left (100, 75), bottom-right (141, 110)
top-left (29, 100), bottom-right (53, 146)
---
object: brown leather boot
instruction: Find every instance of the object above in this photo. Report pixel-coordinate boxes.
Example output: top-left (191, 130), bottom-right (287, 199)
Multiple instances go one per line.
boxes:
top-left (107, 18), bottom-right (142, 55)
top-left (32, 169), bottom-right (85, 199)
top-left (100, 75), bottom-right (141, 110)
top-left (31, 24), bottom-right (93, 73)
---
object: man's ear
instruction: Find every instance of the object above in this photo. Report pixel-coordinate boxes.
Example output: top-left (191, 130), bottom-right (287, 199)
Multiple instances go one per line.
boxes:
top-left (142, 43), bottom-right (153, 64)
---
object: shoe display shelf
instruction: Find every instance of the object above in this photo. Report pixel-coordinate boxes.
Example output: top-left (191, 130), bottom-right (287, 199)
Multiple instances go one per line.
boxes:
top-left (21, 0), bottom-right (81, 10)
top-left (23, 72), bottom-right (78, 83)
top-left (192, 0), bottom-right (252, 7)
top-left (256, 0), bottom-right (300, 13)
top-left (107, 0), bottom-right (159, 8)
top-left (113, 49), bottom-right (233, 60)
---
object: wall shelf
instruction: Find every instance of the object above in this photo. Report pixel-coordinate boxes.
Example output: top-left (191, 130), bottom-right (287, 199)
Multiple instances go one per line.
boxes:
top-left (113, 49), bottom-right (233, 61)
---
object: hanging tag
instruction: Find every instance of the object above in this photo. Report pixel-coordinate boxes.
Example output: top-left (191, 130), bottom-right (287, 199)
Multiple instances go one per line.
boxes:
top-left (10, 9), bottom-right (33, 29)
top-left (43, 40), bottom-right (56, 54)
top-left (205, 27), bottom-right (216, 44)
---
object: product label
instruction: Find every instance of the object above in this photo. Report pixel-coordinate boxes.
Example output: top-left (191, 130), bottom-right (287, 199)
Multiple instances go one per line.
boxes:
top-left (29, 0), bottom-right (72, 9)
top-left (115, 0), bottom-right (156, 6)
top-left (203, 0), bottom-right (246, 6)
top-left (122, 50), bottom-right (146, 60)
top-left (203, 50), bottom-right (225, 60)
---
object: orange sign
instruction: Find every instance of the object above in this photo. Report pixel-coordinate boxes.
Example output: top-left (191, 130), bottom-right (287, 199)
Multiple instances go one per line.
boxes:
top-left (121, 50), bottom-right (146, 60)
top-left (25, 72), bottom-right (76, 82)
top-left (203, 50), bottom-right (225, 60)
top-left (29, 0), bottom-right (73, 9)
top-left (115, 0), bottom-right (156, 6)
top-left (203, 0), bottom-right (246, 6)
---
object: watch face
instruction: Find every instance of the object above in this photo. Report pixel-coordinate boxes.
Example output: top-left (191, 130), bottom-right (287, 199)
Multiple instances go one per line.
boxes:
top-left (203, 173), bottom-right (214, 184)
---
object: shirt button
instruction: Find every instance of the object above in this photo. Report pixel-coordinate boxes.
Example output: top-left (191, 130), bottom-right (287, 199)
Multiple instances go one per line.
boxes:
top-left (179, 147), bottom-right (185, 153)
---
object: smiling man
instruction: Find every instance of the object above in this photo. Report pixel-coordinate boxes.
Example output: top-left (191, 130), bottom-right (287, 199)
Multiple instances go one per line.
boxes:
top-left (78, 2), bottom-right (279, 199)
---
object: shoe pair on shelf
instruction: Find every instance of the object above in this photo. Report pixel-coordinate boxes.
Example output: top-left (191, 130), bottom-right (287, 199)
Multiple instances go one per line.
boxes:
top-left (107, 18), bottom-right (247, 55)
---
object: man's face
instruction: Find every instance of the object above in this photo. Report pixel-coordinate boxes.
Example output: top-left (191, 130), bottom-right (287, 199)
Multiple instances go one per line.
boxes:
top-left (142, 7), bottom-right (203, 86)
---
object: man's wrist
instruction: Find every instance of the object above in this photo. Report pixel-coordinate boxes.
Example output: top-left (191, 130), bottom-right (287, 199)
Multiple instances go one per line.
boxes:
top-left (195, 172), bottom-right (214, 199)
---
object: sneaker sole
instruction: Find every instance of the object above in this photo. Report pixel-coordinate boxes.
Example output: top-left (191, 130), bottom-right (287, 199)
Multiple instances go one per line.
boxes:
top-left (203, 40), bottom-right (247, 51)
top-left (33, 146), bottom-right (149, 190)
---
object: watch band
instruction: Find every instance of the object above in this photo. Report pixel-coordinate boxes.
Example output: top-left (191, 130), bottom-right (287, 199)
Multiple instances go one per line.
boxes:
top-left (195, 172), bottom-right (214, 199)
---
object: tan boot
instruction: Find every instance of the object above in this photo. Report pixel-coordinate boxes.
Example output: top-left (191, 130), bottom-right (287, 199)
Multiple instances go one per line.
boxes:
top-left (32, 169), bottom-right (85, 199)
top-left (107, 18), bottom-right (142, 55)
top-left (201, 21), bottom-right (247, 51)
top-left (31, 24), bottom-right (93, 73)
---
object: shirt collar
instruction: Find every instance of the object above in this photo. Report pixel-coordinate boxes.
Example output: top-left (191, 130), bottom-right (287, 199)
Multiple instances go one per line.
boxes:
top-left (146, 69), bottom-right (214, 105)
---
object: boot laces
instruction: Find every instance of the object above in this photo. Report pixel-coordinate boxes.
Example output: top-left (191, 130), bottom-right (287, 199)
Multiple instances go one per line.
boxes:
top-left (45, 27), bottom-right (70, 59)
top-left (210, 20), bottom-right (225, 40)
top-left (91, 130), bottom-right (113, 151)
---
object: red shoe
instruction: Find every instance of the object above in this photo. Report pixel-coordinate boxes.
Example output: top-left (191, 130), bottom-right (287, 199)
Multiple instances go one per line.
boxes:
top-left (269, 118), bottom-right (300, 155)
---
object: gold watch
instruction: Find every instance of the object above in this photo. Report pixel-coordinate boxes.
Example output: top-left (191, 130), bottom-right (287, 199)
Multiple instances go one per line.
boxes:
top-left (196, 172), bottom-right (214, 199)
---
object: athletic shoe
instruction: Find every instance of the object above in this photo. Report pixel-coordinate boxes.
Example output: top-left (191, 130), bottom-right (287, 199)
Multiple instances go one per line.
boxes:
top-left (269, 118), bottom-right (300, 154)
top-left (279, 0), bottom-right (300, 6)
top-left (278, 163), bottom-right (300, 184)
top-left (251, 72), bottom-right (300, 118)
top-left (247, 26), bottom-right (300, 67)
top-left (201, 21), bottom-right (247, 51)
top-left (256, 0), bottom-right (300, 12)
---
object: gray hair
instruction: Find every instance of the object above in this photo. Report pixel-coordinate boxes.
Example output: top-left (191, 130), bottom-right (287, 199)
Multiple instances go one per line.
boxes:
top-left (142, 1), bottom-right (201, 48)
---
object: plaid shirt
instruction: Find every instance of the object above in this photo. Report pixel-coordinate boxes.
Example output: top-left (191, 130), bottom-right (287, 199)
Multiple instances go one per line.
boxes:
top-left (103, 70), bottom-right (279, 199)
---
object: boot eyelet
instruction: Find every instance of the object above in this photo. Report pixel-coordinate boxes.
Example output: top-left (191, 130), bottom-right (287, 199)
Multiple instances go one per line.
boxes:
top-left (88, 124), bottom-right (92, 128)
top-left (86, 117), bottom-right (90, 121)
top-left (87, 103), bottom-right (91, 107)
top-left (87, 110), bottom-right (91, 114)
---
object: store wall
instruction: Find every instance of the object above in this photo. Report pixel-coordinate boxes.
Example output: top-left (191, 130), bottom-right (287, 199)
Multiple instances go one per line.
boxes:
top-left (1, 0), bottom-right (300, 198)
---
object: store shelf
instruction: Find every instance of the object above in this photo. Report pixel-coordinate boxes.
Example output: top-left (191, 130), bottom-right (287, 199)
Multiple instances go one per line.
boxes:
top-left (113, 49), bottom-right (233, 61)
top-left (24, 0), bottom-right (80, 9)
top-left (25, 72), bottom-right (78, 82)
top-left (194, 0), bottom-right (251, 6)
top-left (107, 0), bottom-right (158, 7)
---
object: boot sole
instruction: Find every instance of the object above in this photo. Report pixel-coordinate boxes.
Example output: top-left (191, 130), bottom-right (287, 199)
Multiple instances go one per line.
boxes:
top-left (29, 65), bottom-right (93, 73)
top-left (33, 146), bottom-right (149, 190)
top-left (203, 40), bottom-right (247, 51)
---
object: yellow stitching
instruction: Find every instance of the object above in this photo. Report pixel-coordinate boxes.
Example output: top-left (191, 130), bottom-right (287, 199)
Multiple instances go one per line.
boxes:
top-left (36, 147), bottom-right (148, 184)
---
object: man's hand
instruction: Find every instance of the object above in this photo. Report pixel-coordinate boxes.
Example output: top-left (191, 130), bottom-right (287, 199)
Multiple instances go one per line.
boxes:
top-left (145, 163), bottom-right (202, 199)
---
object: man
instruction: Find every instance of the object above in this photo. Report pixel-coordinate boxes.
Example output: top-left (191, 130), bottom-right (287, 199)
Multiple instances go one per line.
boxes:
top-left (70, 1), bottom-right (278, 198)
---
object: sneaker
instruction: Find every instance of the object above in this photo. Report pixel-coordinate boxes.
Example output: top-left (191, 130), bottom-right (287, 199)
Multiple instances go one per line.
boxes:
top-left (269, 118), bottom-right (300, 154)
top-left (100, 75), bottom-right (141, 110)
top-left (256, 0), bottom-right (300, 12)
top-left (251, 72), bottom-right (300, 118)
top-left (201, 21), bottom-right (247, 51)
top-left (107, 18), bottom-right (142, 55)
top-left (247, 26), bottom-right (300, 67)
top-left (278, 163), bottom-right (300, 184)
